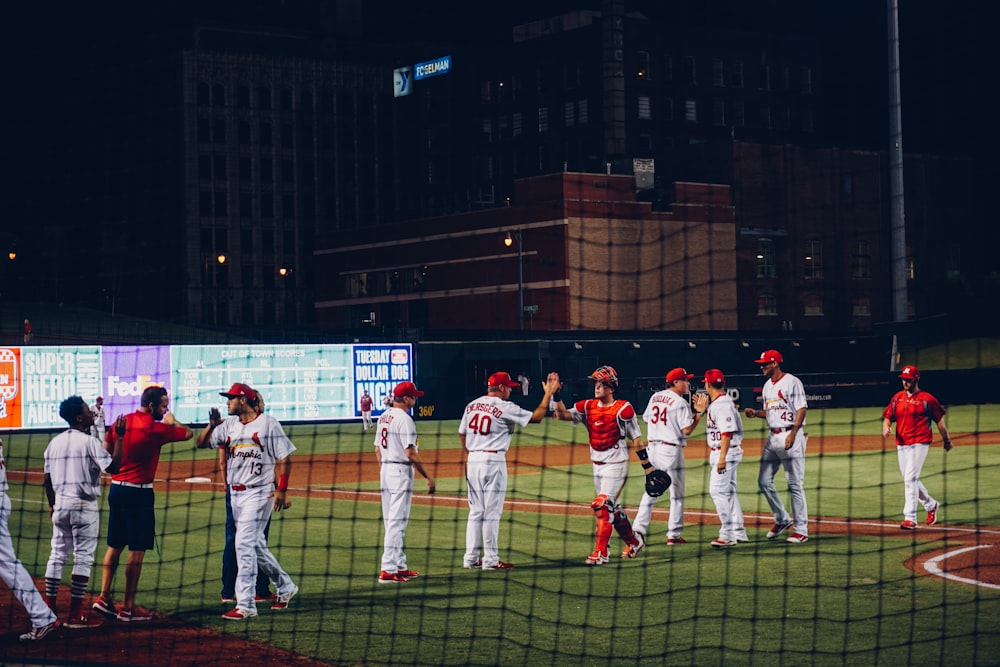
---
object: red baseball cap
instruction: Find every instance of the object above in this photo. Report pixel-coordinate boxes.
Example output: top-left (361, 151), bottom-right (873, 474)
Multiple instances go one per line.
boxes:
top-left (755, 349), bottom-right (783, 364)
top-left (220, 383), bottom-right (257, 401)
top-left (666, 368), bottom-right (694, 383)
top-left (487, 371), bottom-right (519, 388)
top-left (898, 366), bottom-right (920, 380)
top-left (393, 381), bottom-right (424, 398)
top-left (702, 369), bottom-right (726, 385)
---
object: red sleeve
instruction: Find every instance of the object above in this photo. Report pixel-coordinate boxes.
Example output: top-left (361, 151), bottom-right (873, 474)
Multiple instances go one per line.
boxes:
top-left (618, 402), bottom-right (636, 420)
top-left (150, 422), bottom-right (189, 445)
top-left (573, 399), bottom-right (589, 414)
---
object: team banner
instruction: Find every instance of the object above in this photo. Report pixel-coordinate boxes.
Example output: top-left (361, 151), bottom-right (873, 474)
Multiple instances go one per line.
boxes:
top-left (0, 343), bottom-right (414, 430)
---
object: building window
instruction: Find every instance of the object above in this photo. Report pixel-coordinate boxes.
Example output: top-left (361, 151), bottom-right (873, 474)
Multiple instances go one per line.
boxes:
top-left (712, 98), bottom-right (725, 125)
top-left (756, 238), bottom-right (776, 278)
top-left (757, 293), bottom-right (777, 316)
top-left (237, 86), bottom-right (250, 108)
top-left (638, 96), bottom-right (651, 119)
top-left (538, 107), bottom-right (549, 133)
top-left (481, 118), bottom-right (493, 141)
top-left (802, 109), bottom-right (814, 132)
top-left (212, 119), bottom-right (226, 144)
top-left (842, 173), bottom-right (853, 194)
top-left (684, 99), bottom-right (697, 123)
top-left (852, 297), bottom-right (871, 316)
top-left (759, 64), bottom-right (771, 90)
top-left (636, 51), bottom-right (650, 79)
top-left (906, 243), bottom-right (915, 280)
top-left (565, 102), bottom-right (575, 126)
top-left (803, 293), bottom-right (824, 316)
top-left (663, 55), bottom-right (673, 81)
top-left (242, 264), bottom-right (254, 289)
top-left (804, 240), bottom-right (823, 279)
top-left (851, 240), bottom-right (871, 280)
top-left (196, 82), bottom-right (210, 106)
top-left (712, 59), bottom-right (725, 86)
top-left (733, 100), bottom-right (745, 127)
top-left (731, 62), bottom-right (744, 88)
top-left (238, 120), bottom-right (250, 145)
top-left (663, 98), bottom-right (673, 121)
top-left (260, 122), bottom-right (272, 147)
top-left (683, 56), bottom-right (696, 84)
top-left (801, 67), bottom-right (813, 93)
top-left (212, 84), bottom-right (225, 107)
top-left (577, 100), bottom-right (588, 124)
top-left (759, 105), bottom-right (772, 129)
top-left (946, 245), bottom-right (961, 280)
top-left (513, 112), bottom-right (522, 136)
top-left (258, 87), bottom-right (271, 110)
top-left (239, 192), bottom-right (251, 218)
top-left (480, 80), bottom-right (492, 102)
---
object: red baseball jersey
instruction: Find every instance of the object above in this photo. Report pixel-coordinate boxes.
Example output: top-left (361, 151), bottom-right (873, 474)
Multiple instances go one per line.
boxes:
top-left (883, 389), bottom-right (946, 446)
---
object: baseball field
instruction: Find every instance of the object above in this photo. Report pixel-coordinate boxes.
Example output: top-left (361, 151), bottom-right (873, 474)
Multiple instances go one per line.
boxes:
top-left (2, 405), bottom-right (999, 666)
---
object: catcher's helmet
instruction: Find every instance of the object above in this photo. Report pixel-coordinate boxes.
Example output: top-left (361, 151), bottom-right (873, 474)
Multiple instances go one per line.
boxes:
top-left (588, 365), bottom-right (619, 390)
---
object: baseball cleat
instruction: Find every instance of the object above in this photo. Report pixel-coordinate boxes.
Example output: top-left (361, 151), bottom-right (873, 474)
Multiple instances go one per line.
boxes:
top-left (926, 502), bottom-right (939, 526)
top-left (397, 569), bottom-right (421, 579)
top-left (271, 584), bottom-right (299, 609)
top-left (220, 596), bottom-right (235, 604)
top-left (585, 550), bottom-right (609, 565)
top-left (63, 613), bottom-right (101, 629)
top-left (19, 619), bottom-right (60, 642)
top-left (900, 520), bottom-right (918, 530)
top-left (710, 539), bottom-right (737, 548)
top-left (463, 560), bottom-right (483, 569)
top-left (666, 537), bottom-right (687, 545)
top-left (91, 596), bottom-right (116, 619)
top-left (484, 561), bottom-right (514, 570)
top-left (621, 532), bottom-right (646, 559)
top-left (222, 607), bottom-right (258, 620)
top-left (786, 533), bottom-right (809, 543)
top-left (378, 571), bottom-right (411, 583)
top-left (766, 520), bottom-right (794, 540)
top-left (117, 608), bottom-right (153, 622)
top-left (255, 593), bottom-right (277, 603)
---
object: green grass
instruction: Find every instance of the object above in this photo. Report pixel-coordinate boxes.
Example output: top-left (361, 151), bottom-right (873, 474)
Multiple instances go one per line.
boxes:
top-left (5, 412), bottom-right (1000, 667)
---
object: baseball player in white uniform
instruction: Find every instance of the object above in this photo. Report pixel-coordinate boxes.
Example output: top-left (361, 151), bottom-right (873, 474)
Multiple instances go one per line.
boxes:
top-left (43, 396), bottom-right (125, 628)
top-left (376, 381), bottom-right (435, 583)
top-left (630, 368), bottom-right (709, 551)
top-left (744, 349), bottom-right (810, 543)
top-left (701, 369), bottom-right (748, 548)
top-left (197, 383), bottom-right (298, 619)
top-left (1, 436), bottom-right (60, 642)
top-left (459, 371), bottom-right (561, 570)
top-left (90, 396), bottom-right (106, 443)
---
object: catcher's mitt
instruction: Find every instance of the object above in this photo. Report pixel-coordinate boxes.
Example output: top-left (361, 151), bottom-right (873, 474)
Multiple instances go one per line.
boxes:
top-left (644, 469), bottom-right (671, 497)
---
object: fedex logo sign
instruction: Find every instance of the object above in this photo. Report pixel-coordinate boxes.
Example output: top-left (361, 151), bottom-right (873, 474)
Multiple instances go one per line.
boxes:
top-left (107, 375), bottom-right (153, 397)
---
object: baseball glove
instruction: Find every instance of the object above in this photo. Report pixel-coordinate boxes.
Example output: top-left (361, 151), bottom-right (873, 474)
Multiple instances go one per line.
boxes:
top-left (644, 469), bottom-right (671, 497)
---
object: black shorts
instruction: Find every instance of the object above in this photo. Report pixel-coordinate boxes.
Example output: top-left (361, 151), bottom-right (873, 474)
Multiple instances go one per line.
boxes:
top-left (106, 484), bottom-right (155, 551)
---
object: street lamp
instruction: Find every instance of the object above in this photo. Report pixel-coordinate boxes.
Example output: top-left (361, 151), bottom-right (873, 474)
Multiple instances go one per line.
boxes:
top-left (504, 230), bottom-right (523, 330)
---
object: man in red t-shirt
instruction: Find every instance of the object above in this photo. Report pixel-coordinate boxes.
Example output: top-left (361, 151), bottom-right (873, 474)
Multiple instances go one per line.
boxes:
top-left (882, 366), bottom-right (953, 530)
top-left (92, 386), bottom-right (193, 622)
top-left (551, 366), bottom-right (644, 565)
top-left (360, 390), bottom-right (374, 432)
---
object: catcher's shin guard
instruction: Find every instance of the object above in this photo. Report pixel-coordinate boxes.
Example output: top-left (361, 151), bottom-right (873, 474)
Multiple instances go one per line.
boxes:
top-left (590, 494), bottom-right (611, 521)
top-left (612, 506), bottom-right (640, 546)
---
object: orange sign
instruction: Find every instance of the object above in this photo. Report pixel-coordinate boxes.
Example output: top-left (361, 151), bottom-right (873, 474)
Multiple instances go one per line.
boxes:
top-left (0, 348), bottom-right (22, 428)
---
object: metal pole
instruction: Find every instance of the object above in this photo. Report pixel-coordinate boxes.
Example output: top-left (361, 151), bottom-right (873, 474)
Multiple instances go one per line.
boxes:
top-left (887, 0), bottom-right (908, 322)
top-left (517, 230), bottom-right (524, 331)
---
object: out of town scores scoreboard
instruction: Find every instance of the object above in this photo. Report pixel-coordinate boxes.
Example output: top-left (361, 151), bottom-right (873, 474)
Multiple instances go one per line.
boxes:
top-left (0, 343), bottom-right (414, 429)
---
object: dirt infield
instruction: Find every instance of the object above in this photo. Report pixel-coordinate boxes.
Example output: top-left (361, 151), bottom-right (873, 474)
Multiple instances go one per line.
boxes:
top-left (3, 431), bottom-right (997, 665)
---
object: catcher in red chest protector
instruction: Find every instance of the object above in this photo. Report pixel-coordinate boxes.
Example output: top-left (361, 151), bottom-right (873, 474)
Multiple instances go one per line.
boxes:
top-left (551, 366), bottom-right (645, 564)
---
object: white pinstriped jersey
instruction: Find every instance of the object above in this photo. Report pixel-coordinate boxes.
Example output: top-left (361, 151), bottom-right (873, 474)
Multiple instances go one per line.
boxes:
top-left (642, 390), bottom-right (695, 447)
top-left (704, 393), bottom-right (744, 453)
top-left (375, 406), bottom-right (419, 463)
top-left (208, 414), bottom-right (296, 487)
top-left (0, 438), bottom-right (8, 496)
top-left (458, 395), bottom-right (533, 453)
top-left (44, 429), bottom-right (113, 503)
top-left (761, 373), bottom-right (808, 429)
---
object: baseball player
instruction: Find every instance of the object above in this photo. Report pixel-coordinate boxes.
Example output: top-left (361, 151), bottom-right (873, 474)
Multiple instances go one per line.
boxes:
top-left (375, 381), bottom-right (435, 583)
top-left (744, 349), bottom-right (810, 543)
top-left (459, 371), bottom-right (561, 570)
top-left (43, 397), bottom-right (125, 628)
top-left (92, 386), bottom-right (193, 623)
top-left (90, 396), bottom-right (106, 443)
top-left (1, 435), bottom-right (60, 642)
top-left (551, 366), bottom-right (644, 565)
top-left (700, 369), bottom-right (748, 548)
top-left (628, 368), bottom-right (709, 553)
top-left (360, 390), bottom-right (374, 432)
top-left (882, 366), bottom-right (952, 529)
top-left (197, 383), bottom-right (299, 619)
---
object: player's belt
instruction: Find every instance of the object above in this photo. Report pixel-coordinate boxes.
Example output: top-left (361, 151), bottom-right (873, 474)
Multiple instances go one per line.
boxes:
top-left (382, 461), bottom-right (412, 466)
top-left (471, 450), bottom-right (504, 454)
top-left (771, 427), bottom-right (792, 434)
top-left (649, 440), bottom-right (678, 447)
top-left (112, 480), bottom-right (153, 489)
top-left (229, 484), bottom-right (271, 491)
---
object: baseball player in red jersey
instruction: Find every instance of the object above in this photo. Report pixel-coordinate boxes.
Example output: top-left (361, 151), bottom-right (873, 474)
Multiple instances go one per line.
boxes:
top-left (92, 386), bottom-right (193, 622)
top-left (43, 397), bottom-right (124, 628)
top-left (197, 383), bottom-right (299, 619)
top-left (376, 381), bottom-right (435, 583)
top-left (882, 366), bottom-right (952, 529)
top-left (629, 368), bottom-right (709, 552)
top-left (701, 369), bottom-right (749, 548)
top-left (360, 390), bottom-right (374, 432)
top-left (1, 436), bottom-right (60, 642)
top-left (459, 371), bottom-right (561, 570)
top-left (744, 349), bottom-right (810, 543)
top-left (552, 366), bottom-right (644, 565)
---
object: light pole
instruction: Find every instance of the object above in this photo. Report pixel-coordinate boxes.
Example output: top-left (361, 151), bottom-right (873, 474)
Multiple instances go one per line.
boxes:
top-left (504, 230), bottom-right (523, 330)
